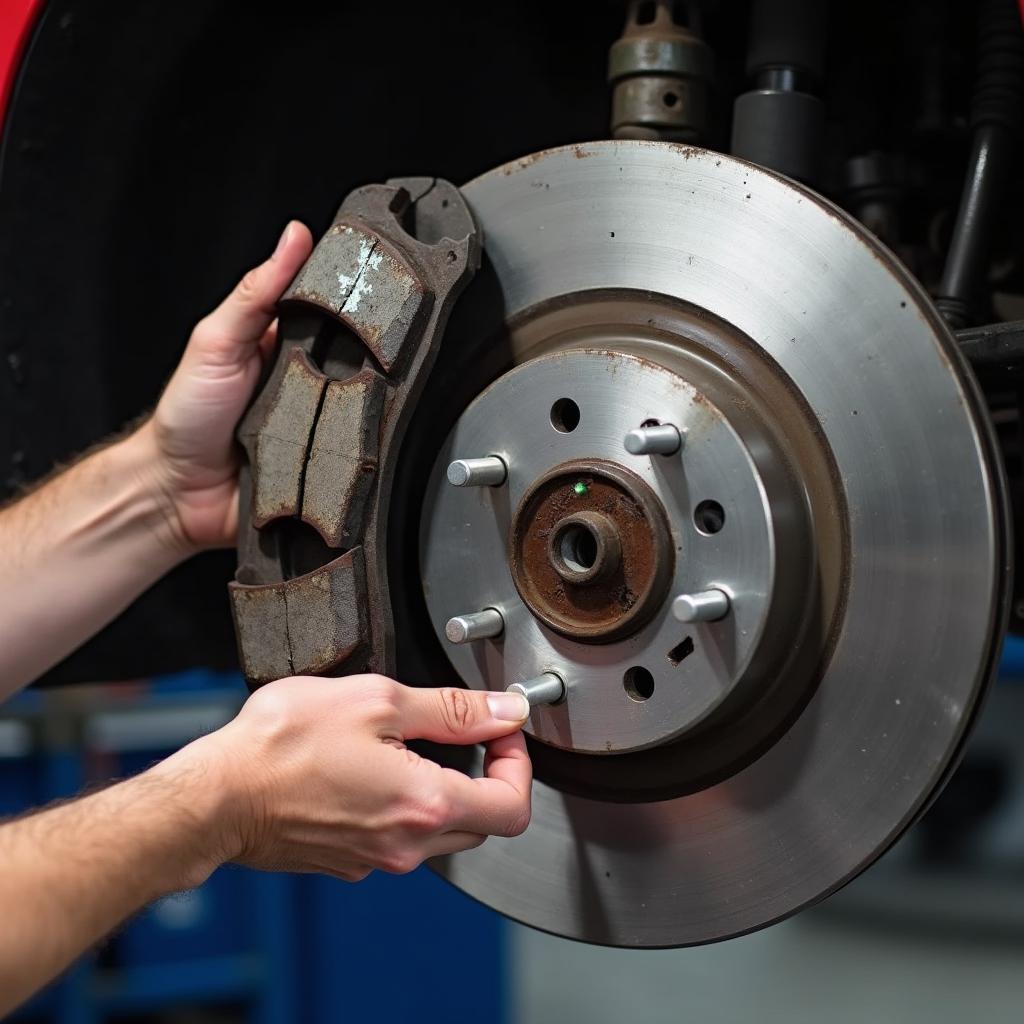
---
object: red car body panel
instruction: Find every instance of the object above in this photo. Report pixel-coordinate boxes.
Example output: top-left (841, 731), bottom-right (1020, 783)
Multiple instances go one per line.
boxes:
top-left (0, 0), bottom-right (44, 134)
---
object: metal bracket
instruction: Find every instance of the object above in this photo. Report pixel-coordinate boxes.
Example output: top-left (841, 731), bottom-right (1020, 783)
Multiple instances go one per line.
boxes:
top-left (230, 178), bottom-right (479, 686)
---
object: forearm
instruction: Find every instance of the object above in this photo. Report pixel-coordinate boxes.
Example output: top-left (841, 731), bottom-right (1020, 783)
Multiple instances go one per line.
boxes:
top-left (0, 423), bottom-right (187, 697)
top-left (0, 740), bottom-right (230, 1016)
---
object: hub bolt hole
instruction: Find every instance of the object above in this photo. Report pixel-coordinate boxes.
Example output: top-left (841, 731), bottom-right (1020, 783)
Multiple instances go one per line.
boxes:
top-left (550, 398), bottom-right (581, 433)
top-left (694, 499), bottom-right (725, 535)
top-left (624, 666), bottom-right (655, 702)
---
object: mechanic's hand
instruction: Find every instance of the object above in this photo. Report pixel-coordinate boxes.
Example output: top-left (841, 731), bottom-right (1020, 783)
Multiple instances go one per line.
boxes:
top-left (195, 675), bottom-right (532, 881)
top-left (141, 221), bottom-right (314, 553)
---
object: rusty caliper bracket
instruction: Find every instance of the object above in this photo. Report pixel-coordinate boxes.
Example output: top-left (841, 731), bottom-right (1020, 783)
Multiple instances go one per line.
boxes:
top-left (229, 178), bottom-right (479, 686)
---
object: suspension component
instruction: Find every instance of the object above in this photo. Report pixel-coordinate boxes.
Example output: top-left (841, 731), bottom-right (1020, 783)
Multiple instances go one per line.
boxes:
top-left (608, 0), bottom-right (713, 143)
top-left (731, 0), bottom-right (827, 185)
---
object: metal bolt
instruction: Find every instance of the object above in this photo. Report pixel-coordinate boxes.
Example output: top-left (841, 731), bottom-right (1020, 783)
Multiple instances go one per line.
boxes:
top-left (672, 589), bottom-right (730, 623)
top-left (624, 423), bottom-right (682, 456)
top-left (447, 456), bottom-right (507, 487)
top-left (444, 608), bottom-right (505, 645)
top-left (506, 672), bottom-right (566, 707)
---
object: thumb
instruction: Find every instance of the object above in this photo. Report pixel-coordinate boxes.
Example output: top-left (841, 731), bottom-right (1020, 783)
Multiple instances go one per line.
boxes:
top-left (193, 221), bottom-right (314, 360)
top-left (395, 686), bottom-right (530, 745)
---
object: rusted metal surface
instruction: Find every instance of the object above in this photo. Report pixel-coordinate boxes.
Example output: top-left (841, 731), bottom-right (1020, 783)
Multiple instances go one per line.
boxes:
top-left (302, 368), bottom-right (386, 548)
top-left (282, 220), bottom-right (429, 374)
top-left (282, 548), bottom-right (367, 676)
top-left (546, 510), bottom-right (622, 585)
top-left (608, 0), bottom-right (713, 143)
top-left (237, 347), bottom-right (326, 528)
top-left (229, 578), bottom-right (290, 683)
top-left (509, 459), bottom-right (673, 643)
top-left (229, 549), bottom-right (367, 685)
top-left (232, 177), bottom-right (480, 686)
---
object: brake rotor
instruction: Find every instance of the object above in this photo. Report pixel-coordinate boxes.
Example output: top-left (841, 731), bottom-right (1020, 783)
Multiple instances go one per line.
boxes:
top-left (398, 141), bottom-right (1008, 947)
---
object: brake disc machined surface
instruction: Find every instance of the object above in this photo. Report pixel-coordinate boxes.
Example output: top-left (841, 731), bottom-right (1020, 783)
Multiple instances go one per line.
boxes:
top-left (232, 141), bottom-right (1007, 948)
top-left (411, 141), bottom-right (1007, 946)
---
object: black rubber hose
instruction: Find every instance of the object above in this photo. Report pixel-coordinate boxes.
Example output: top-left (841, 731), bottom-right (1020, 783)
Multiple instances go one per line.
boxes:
top-left (937, 0), bottom-right (1024, 328)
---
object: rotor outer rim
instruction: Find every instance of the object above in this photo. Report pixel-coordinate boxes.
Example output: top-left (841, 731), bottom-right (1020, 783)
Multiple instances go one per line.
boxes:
top-left (416, 141), bottom-right (1008, 947)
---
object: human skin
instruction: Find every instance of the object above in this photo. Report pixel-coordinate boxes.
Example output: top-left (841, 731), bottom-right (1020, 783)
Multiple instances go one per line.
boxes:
top-left (0, 223), bottom-right (532, 1015)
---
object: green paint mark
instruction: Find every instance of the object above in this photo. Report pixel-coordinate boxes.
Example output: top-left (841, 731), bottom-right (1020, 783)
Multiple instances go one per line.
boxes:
top-left (573, 481), bottom-right (588, 496)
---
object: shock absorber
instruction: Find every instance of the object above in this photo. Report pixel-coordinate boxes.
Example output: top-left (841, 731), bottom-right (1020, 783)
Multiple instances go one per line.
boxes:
top-left (607, 0), bottom-right (714, 144)
top-left (936, 0), bottom-right (1024, 328)
top-left (730, 0), bottom-right (827, 186)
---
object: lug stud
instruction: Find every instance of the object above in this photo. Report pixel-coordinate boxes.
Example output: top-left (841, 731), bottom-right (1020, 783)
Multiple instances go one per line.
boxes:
top-left (624, 423), bottom-right (682, 456)
top-left (672, 589), bottom-right (730, 623)
top-left (445, 609), bottom-right (505, 644)
top-left (506, 672), bottom-right (566, 707)
top-left (447, 456), bottom-right (508, 487)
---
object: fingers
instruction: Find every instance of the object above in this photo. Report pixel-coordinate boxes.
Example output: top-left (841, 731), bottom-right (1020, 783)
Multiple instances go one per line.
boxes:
top-left (327, 865), bottom-right (374, 884)
top-left (377, 681), bottom-right (532, 837)
top-left (421, 831), bottom-right (487, 860)
top-left (193, 221), bottom-right (313, 361)
top-left (442, 731), bottom-right (532, 838)
top-left (393, 685), bottom-right (530, 746)
top-left (376, 831), bottom-right (486, 875)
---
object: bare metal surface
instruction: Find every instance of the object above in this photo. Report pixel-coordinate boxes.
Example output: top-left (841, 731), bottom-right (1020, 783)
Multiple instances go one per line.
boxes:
top-left (672, 588), bottom-right (730, 622)
top-left (447, 456), bottom-right (507, 487)
top-left (417, 290), bottom-right (845, 803)
top-left (423, 351), bottom-right (789, 754)
top-left (425, 141), bottom-right (1006, 947)
top-left (445, 609), bottom-right (505, 644)
top-left (508, 673), bottom-right (566, 707)
top-left (623, 423), bottom-right (681, 455)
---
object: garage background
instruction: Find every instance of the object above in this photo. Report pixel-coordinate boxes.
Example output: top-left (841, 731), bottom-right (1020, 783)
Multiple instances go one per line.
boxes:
top-left (2, 3), bottom-right (1024, 1022)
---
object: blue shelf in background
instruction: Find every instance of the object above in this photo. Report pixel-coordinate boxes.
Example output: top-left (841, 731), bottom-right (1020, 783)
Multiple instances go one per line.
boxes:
top-left (998, 635), bottom-right (1024, 681)
top-left (299, 866), bottom-right (508, 1024)
top-left (93, 954), bottom-right (263, 1012)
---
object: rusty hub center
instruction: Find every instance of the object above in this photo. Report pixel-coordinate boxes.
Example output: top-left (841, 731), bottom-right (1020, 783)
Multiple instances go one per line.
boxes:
top-left (509, 459), bottom-right (674, 643)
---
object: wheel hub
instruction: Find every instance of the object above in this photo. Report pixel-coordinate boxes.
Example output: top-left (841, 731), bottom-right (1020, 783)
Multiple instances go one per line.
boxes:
top-left (399, 141), bottom-right (1007, 947)
top-left (511, 455), bottom-right (673, 644)
top-left (422, 342), bottom-right (826, 756)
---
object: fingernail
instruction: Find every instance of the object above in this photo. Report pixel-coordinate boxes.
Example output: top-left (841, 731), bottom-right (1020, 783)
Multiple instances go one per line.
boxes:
top-left (487, 692), bottom-right (530, 722)
top-left (272, 222), bottom-right (292, 261)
